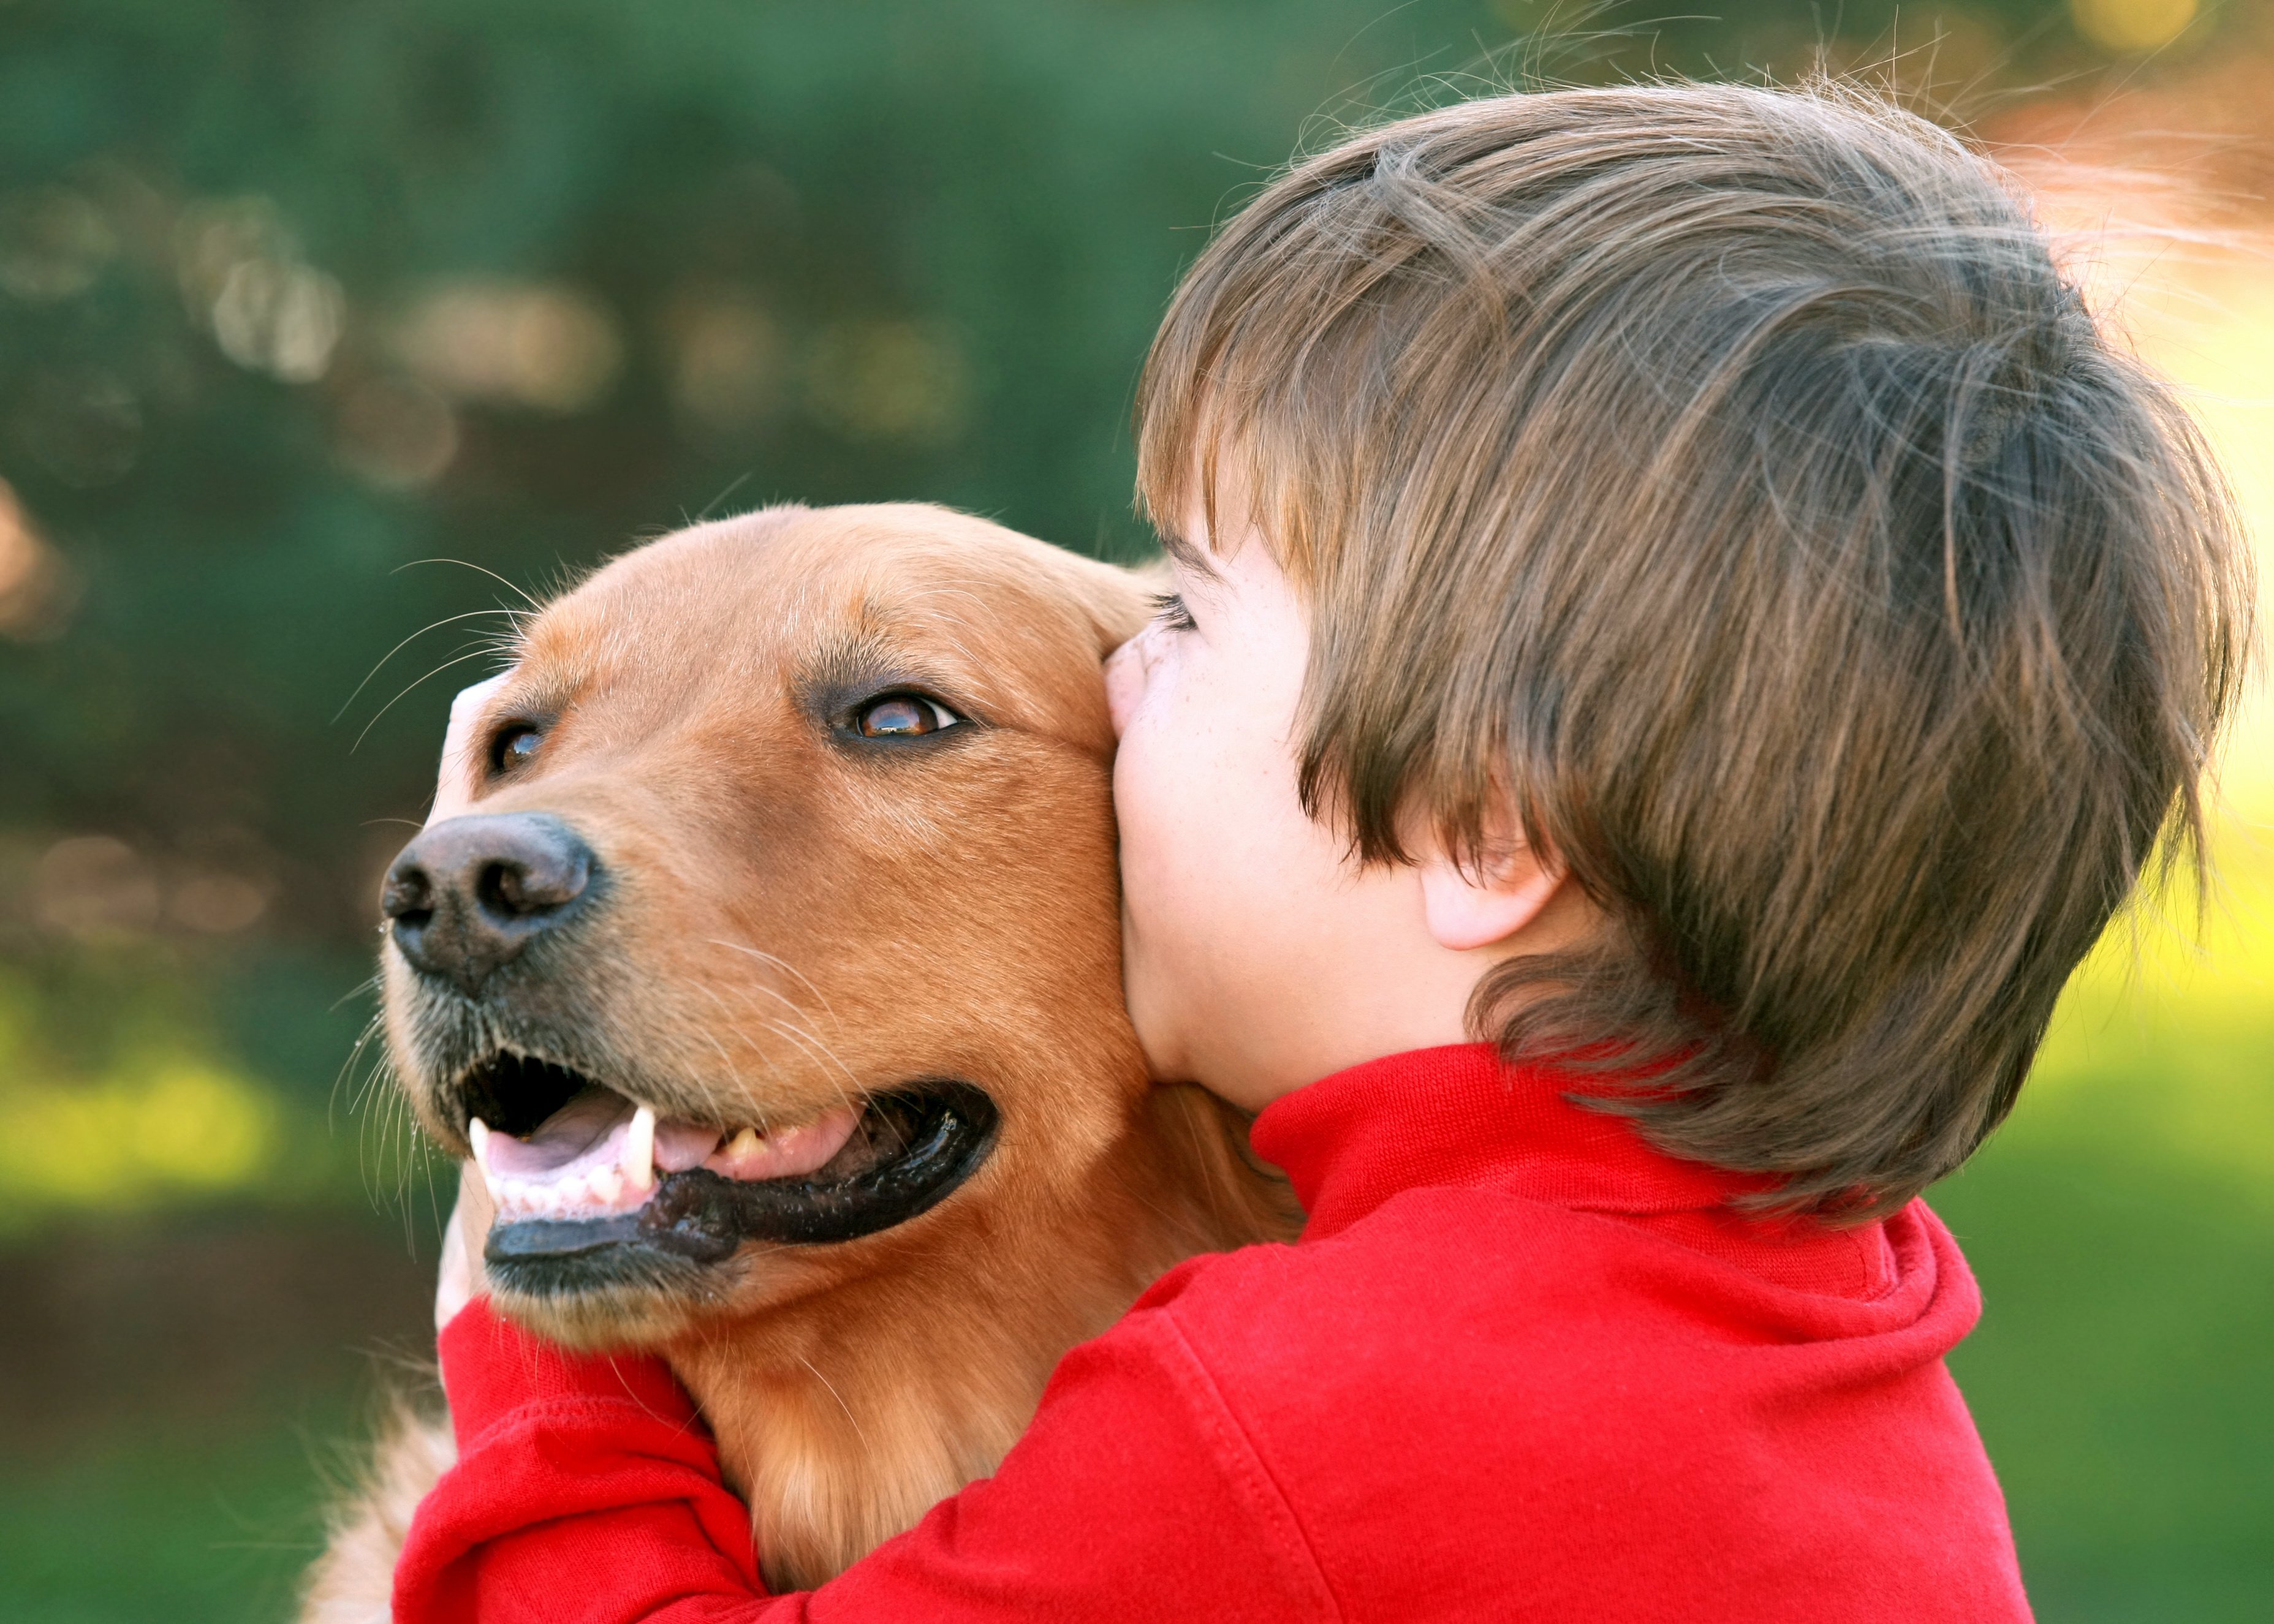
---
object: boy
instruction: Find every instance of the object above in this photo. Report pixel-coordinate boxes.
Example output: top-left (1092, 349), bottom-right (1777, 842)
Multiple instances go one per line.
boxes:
top-left (393, 83), bottom-right (2249, 1621)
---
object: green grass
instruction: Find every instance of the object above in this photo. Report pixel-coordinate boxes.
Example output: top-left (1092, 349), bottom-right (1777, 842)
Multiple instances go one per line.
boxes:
top-left (0, 1393), bottom-right (353, 1624)
top-left (1939, 1078), bottom-right (2274, 1618)
top-left (1933, 823), bottom-right (2274, 1619)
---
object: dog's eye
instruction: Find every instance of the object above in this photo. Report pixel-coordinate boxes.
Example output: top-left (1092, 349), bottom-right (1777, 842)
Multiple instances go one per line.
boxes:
top-left (855, 695), bottom-right (961, 738)
top-left (491, 725), bottom-right (544, 771)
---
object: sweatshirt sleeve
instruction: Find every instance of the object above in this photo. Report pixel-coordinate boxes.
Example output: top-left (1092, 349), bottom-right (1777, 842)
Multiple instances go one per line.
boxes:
top-left (393, 1294), bottom-right (1338, 1624)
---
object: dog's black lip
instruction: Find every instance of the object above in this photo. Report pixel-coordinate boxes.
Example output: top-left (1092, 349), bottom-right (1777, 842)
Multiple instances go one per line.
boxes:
top-left (482, 1081), bottom-right (999, 1292)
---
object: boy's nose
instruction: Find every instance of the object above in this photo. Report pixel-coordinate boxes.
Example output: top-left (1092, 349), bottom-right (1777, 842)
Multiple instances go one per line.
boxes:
top-left (1104, 631), bottom-right (1151, 740)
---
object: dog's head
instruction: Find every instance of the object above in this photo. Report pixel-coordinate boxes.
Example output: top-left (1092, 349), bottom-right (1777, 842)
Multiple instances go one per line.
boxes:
top-left (379, 504), bottom-right (1153, 1346)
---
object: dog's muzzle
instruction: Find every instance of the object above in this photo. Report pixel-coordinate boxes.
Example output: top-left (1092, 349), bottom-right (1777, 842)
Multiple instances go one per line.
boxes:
top-left (456, 1056), bottom-right (1001, 1301)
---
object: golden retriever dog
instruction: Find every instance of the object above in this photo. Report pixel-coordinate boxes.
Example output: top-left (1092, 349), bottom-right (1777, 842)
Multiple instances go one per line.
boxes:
top-left (300, 504), bottom-right (1296, 1616)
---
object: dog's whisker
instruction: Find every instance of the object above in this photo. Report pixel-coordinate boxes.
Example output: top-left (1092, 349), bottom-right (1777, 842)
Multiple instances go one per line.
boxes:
top-left (700, 956), bottom-right (831, 1036)
top-left (329, 973), bottom-right (384, 1014)
top-left (341, 1054), bottom-right (384, 1135)
top-left (694, 470), bottom-right (755, 523)
top-left (392, 556), bottom-right (544, 611)
top-left (753, 1019), bottom-right (864, 1127)
top-left (675, 975), bottom-right (857, 1126)
top-left (333, 608), bottom-right (528, 727)
top-left (699, 984), bottom-right (862, 1092)
top-left (351, 646), bottom-right (510, 754)
top-left (354, 1065), bottom-right (398, 1212)
top-left (330, 1010), bottom-right (386, 1132)
top-left (705, 939), bottom-right (840, 1024)
top-left (684, 982), bottom-right (756, 1093)
top-left (797, 1353), bottom-right (873, 1457)
top-left (758, 1016), bottom-right (858, 1090)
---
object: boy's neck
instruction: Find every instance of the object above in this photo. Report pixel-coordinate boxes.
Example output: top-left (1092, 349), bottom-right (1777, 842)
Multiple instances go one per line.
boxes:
top-left (1187, 871), bottom-right (1607, 1116)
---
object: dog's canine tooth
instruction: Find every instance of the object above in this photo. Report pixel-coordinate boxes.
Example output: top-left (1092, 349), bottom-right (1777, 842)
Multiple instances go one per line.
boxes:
top-left (466, 1118), bottom-right (504, 1203)
top-left (624, 1105), bottom-right (658, 1193)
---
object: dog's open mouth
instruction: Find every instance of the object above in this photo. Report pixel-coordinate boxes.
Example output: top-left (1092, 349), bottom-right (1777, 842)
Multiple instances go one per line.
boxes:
top-left (459, 1053), bottom-right (998, 1280)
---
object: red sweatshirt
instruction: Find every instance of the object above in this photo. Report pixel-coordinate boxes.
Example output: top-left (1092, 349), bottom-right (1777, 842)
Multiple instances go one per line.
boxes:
top-left (395, 1043), bottom-right (2031, 1623)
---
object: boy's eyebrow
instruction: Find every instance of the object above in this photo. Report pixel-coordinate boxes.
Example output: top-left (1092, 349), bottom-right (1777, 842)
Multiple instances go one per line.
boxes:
top-left (1157, 529), bottom-right (1221, 581)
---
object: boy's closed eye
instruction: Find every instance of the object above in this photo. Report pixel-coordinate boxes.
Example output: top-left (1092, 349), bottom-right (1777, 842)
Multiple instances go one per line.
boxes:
top-left (1149, 591), bottom-right (1196, 632)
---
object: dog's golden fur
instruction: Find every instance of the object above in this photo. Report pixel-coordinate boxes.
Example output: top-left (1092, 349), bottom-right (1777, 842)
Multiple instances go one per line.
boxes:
top-left (301, 504), bottom-right (1295, 1615)
top-left (303, 1391), bottom-right (455, 1624)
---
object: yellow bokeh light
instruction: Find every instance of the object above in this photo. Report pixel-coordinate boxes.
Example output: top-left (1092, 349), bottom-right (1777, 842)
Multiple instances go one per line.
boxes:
top-left (2071, 0), bottom-right (2199, 55)
top-left (0, 1056), bottom-right (279, 1217)
top-left (2113, 267), bottom-right (2274, 819)
top-left (2017, 146), bottom-right (2274, 1182)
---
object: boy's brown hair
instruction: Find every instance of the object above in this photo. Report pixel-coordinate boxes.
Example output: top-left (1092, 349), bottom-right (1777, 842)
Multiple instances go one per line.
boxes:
top-left (1135, 82), bottom-right (2253, 1216)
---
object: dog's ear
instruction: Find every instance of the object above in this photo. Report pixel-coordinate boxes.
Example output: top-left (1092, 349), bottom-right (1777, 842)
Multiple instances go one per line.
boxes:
top-left (1044, 551), bottom-right (1159, 659)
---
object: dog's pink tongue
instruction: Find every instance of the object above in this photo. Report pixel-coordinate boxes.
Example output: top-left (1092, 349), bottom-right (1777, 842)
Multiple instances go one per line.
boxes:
top-left (476, 1088), bottom-right (857, 1227)
top-left (482, 1090), bottom-right (728, 1183)
top-left (485, 1086), bottom-right (631, 1180)
top-left (656, 1119), bottom-right (726, 1173)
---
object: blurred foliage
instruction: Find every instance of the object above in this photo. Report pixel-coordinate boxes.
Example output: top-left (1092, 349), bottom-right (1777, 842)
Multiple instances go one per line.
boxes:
top-left (1935, 821), bottom-right (2274, 1620)
top-left (0, 1), bottom-right (2268, 1620)
top-left (0, 0), bottom-right (2231, 950)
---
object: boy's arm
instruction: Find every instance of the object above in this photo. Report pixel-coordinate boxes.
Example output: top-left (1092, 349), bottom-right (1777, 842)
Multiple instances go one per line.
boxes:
top-left (394, 1299), bottom-right (765, 1624)
top-left (396, 1293), bottom-right (1337, 1624)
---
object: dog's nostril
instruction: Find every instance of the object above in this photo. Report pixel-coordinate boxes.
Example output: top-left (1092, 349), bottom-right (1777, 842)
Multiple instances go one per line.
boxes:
top-left (479, 860), bottom-right (532, 919)
top-left (476, 861), bottom-right (514, 918)
top-left (474, 852), bottom-right (587, 920)
top-left (380, 859), bottom-right (436, 922)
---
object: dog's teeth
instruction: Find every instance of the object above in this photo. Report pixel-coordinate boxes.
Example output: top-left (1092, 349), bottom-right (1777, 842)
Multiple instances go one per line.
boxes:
top-left (624, 1105), bottom-right (657, 1193)
top-left (591, 1166), bottom-right (625, 1204)
top-left (466, 1119), bottom-right (504, 1202)
top-left (468, 1117), bottom-right (492, 1168)
top-left (724, 1127), bottom-right (763, 1161)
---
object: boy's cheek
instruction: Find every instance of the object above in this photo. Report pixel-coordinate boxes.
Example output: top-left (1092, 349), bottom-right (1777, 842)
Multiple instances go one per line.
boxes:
top-left (1112, 761), bottom-right (1203, 996)
top-left (1113, 860), bottom-right (1199, 1081)
top-left (1110, 766), bottom-right (1169, 923)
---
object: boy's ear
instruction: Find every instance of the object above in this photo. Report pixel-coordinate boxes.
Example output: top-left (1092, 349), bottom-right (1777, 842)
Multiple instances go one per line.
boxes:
top-left (1417, 820), bottom-right (1567, 953)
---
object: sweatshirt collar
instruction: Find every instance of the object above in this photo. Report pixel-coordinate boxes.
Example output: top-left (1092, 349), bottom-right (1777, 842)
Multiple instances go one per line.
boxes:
top-left (1250, 1042), bottom-right (1769, 1241)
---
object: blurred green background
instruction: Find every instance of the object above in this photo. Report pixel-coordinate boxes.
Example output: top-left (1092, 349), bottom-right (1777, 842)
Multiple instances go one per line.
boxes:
top-left (0, 1), bottom-right (2266, 1620)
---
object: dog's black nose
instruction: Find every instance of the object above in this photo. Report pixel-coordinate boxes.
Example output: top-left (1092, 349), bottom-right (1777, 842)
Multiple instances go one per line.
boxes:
top-left (382, 812), bottom-right (594, 995)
